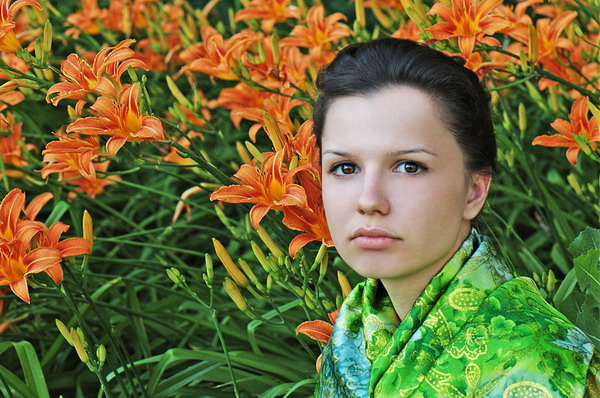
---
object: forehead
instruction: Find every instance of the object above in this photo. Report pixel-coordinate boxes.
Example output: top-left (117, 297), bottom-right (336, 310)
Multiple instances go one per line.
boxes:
top-left (321, 86), bottom-right (459, 155)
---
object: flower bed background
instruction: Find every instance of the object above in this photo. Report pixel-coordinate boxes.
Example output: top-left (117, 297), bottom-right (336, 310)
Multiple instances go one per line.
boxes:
top-left (0, 0), bottom-right (598, 396)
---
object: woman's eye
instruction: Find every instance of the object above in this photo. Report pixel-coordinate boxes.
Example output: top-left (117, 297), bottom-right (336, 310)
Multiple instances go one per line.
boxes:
top-left (331, 163), bottom-right (357, 175)
top-left (396, 161), bottom-right (426, 174)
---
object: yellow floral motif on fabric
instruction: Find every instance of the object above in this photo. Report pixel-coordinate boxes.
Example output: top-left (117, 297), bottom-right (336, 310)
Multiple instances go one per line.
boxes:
top-left (502, 381), bottom-right (553, 397)
top-left (465, 363), bottom-right (481, 389)
top-left (448, 324), bottom-right (489, 360)
top-left (424, 309), bottom-right (453, 345)
top-left (448, 288), bottom-right (487, 311)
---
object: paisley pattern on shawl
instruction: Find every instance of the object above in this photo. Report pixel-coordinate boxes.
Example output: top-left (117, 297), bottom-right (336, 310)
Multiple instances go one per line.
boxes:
top-left (318, 230), bottom-right (595, 397)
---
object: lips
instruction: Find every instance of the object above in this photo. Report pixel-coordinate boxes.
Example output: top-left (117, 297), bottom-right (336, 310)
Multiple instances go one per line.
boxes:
top-left (351, 228), bottom-right (401, 249)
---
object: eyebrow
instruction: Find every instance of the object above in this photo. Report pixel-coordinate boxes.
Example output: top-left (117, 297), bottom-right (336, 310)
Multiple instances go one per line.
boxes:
top-left (322, 148), bottom-right (438, 157)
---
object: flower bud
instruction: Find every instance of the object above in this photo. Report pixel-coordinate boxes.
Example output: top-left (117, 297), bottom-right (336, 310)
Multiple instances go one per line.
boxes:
top-left (224, 277), bottom-right (249, 312)
top-left (213, 238), bottom-right (249, 287)
top-left (83, 210), bottom-right (93, 251)
top-left (71, 328), bottom-right (89, 363)
top-left (56, 319), bottom-right (73, 346)
top-left (257, 226), bottom-right (283, 258)
top-left (337, 271), bottom-right (352, 298)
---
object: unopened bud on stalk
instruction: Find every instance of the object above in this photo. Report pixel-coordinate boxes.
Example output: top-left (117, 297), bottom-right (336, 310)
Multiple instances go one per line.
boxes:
top-left (262, 113), bottom-right (284, 152)
top-left (546, 270), bottom-right (556, 294)
top-left (43, 20), bottom-right (53, 56)
top-left (238, 259), bottom-right (263, 290)
top-left (213, 238), bottom-right (249, 287)
top-left (251, 241), bottom-right (272, 273)
top-left (224, 277), bottom-right (249, 312)
top-left (519, 50), bottom-right (529, 74)
top-left (257, 226), bottom-right (284, 258)
top-left (311, 243), bottom-right (328, 272)
top-left (337, 272), bottom-right (352, 298)
top-left (567, 174), bottom-right (583, 195)
top-left (56, 319), bottom-right (73, 346)
top-left (71, 328), bottom-right (89, 363)
top-left (528, 24), bottom-right (538, 65)
top-left (318, 251), bottom-right (329, 283)
top-left (518, 103), bottom-right (527, 133)
top-left (83, 210), bottom-right (93, 251)
top-left (166, 76), bottom-right (193, 109)
top-left (271, 34), bottom-right (280, 66)
top-left (166, 267), bottom-right (185, 287)
top-left (355, 0), bottom-right (366, 29)
top-left (236, 141), bottom-right (252, 164)
top-left (533, 272), bottom-right (541, 285)
top-left (257, 41), bottom-right (267, 64)
top-left (0, 81), bottom-right (18, 95)
top-left (266, 274), bottom-right (274, 293)
top-left (205, 253), bottom-right (213, 284)
top-left (245, 141), bottom-right (264, 163)
top-left (96, 345), bottom-right (106, 367)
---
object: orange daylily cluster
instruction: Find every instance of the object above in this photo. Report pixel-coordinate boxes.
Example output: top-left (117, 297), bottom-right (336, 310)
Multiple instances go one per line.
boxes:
top-left (175, 2), bottom-right (354, 256)
top-left (533, 97), bottom-right (599, 165)
top-left (0, 0), bottom-right (41, 53)
top-left (211, 119), bottom-right (332, 257)
top-left (0, 189), bottom-right (90, 304)
top-left (43, 39), bottom-right (164, 197)
top-left (422, 0), bottom-right (599, 95)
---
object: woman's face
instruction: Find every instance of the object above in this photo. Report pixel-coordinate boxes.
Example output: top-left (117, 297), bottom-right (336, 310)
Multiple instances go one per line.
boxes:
top-left (321, 86), bottom-right (490, 284)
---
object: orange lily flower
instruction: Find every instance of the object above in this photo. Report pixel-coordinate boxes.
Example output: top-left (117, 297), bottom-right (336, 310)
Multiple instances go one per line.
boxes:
top-left (66, 83), bottom-right (165, 156)
top-left (0, 0), bottom-right (40, 53)
top-left (64, 0), bottom-right (106, 38)
top-left (391, 19), bottom-right (423, 42)
top-left (210, 150), bottom-right (308, 229)
top-left (41, 134), bottom-right (103, 182)
top-left (241, 37), bottom-right (311, 89)
top-left (281, 5), bottom-right (351, 64)
top-left (533, 96), bottom-right (599, 165)
top-left (0, 52), bottom-right (28, 79)
top-left (217, 82), bottom-right (271, 112)
top-left (64, 161), bottom-right (121, 199)
top-left (0, 241), bottom-right (61, 303)
top-left (533, 11), bottom-right (578, 61)
top-left (0, 189), bottom-right (91, 303)
top-left (426, 0), bottom-right (510, 58)
top-left (235, 0), bottom-right (300, 33)
top-left (181, 27), bottom-right (259, 81)
top-left (46, 40), bottom-right (148, 107)
top-left (296, 309), bottom-right (339, 372)
top-left (34, 221), bottom-right (91, 285)
top-left (0, 112), bottom-right (32, 178)
top-left (288, 120), bottom-right (319, 169)
top-left (283, 172), bottom-right (333, 257)
top-left (230, 89), bottom-right (307, 142)
top-left (496, 0), bottom-right (542, 43)
top-left (538, 41), bottom-right (598, 93)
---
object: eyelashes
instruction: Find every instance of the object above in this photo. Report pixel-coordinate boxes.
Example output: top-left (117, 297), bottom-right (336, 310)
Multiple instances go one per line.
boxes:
top-left (328, 161), bottom-right (428, 176)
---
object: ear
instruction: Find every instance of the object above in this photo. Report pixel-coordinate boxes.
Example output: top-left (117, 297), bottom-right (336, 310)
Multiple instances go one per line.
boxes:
top-left (463, 172), bottom-right (492, 221)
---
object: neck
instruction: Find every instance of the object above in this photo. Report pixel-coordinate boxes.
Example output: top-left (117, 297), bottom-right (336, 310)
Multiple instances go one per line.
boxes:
top-left (380, 224), bottom-right (471, 320)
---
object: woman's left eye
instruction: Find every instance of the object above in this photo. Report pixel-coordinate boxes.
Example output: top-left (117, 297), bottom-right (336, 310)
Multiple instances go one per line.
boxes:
top-left (395, 161), bottom-right (427, 174)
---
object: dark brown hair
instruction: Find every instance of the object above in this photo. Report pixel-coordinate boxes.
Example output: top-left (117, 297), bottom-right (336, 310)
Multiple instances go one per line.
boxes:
top-left (313, 38), bottom-right (496, 174)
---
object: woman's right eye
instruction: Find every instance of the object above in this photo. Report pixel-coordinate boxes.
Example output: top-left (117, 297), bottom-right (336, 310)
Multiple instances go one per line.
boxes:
top-left (330, 163), bottom-right (358, 175)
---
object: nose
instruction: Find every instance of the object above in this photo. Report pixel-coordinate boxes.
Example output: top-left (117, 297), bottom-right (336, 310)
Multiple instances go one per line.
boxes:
top-left (356, 172), bottom-right (390, 215)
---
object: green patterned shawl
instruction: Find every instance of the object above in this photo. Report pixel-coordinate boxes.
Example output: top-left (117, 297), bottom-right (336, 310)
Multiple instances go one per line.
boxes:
top-left (318, 230), bottom-right (595, 397)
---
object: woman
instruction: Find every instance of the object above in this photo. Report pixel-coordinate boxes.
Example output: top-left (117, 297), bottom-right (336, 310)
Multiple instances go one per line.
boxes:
top-left (313, 38), bottom-right (598, 397)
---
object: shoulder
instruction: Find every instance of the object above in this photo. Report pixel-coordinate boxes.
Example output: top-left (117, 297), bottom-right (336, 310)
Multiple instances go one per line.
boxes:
top-left (467, 276), bottom-right (595, 397)
top-left (486, 277), bottom-right (594, 362)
